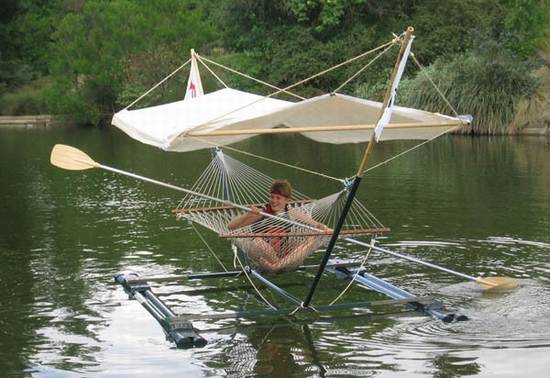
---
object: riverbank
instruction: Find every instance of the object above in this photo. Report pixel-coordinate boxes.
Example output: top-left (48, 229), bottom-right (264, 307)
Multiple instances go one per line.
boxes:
top-left (518, 126), bottom-right (549, 136)
top-left (1, 114), bottom-right (547, 137)
top-left (0, 115), bottom-right (59, 128)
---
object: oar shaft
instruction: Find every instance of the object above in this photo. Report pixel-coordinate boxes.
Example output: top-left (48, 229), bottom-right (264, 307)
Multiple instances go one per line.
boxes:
top-left (344, 237), bottom-right (478, 282)
top-left (100, 163), bottom-right (233, 205)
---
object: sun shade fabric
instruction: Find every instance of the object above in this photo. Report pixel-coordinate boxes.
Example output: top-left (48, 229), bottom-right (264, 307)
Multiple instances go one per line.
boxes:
top-left (112, 88), bottom-right (463, 152)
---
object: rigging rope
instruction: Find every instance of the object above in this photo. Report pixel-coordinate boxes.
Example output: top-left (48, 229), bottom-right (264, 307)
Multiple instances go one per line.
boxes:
top-left (189, 221), bottom-right (228, 272)
top-left (410, 53), bottom-right (460, 117)
top-left (195, 56), bottom-right (229, 89)
top-left (363, 125), bottom-right (459, 174)
top-left (233, 245), bottom-right (277, 310)
top-left (329, 237), bottom-right (375, 305)
top-left (333, 43), bottom-right (395, 94)
top-left (123, 58), bottom-right (191, 110)
top-left (189, 136), bottom-right (344, 183)
top-left (196, 54), bottom-right (305, 100)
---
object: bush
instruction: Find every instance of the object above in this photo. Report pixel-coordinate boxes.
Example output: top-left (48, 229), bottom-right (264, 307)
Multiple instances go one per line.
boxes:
top-left (47, 0), bottom-right (218, 124)
top-left (509, 65), bottom-right (550, 132)
top-left (395, 39), bottom-right (539, 134)
top-left (0, 78), bottom-right (49, 115)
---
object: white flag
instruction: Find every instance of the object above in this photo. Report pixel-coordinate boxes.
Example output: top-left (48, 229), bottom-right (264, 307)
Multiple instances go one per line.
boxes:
top-left (184, 52), bottom-right (204, 101)
top-left (374, 36), bottom-right (414, 142)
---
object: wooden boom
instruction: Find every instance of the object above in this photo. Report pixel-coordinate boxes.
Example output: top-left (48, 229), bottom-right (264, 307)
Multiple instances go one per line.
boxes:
top-left (188, 121), bottom-right (466, 137)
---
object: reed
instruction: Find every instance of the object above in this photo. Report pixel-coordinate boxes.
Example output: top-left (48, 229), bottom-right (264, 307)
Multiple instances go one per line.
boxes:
top-left (397, 42), bottom-right (539, 135)
top-left (508, 65), bottom-right (550, 133)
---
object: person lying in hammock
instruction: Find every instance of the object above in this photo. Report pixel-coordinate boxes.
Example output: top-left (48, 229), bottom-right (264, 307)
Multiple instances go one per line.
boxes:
top-left (228, 179), bottom-right (332, 272)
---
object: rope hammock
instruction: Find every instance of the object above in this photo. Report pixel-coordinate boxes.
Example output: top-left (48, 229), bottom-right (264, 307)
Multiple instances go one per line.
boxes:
top-left (174, 149), bottom-right (389, 272)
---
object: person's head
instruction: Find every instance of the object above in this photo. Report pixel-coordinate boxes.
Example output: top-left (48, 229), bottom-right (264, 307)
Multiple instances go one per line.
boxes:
top-left (269, 179), bottom-right (291, 211)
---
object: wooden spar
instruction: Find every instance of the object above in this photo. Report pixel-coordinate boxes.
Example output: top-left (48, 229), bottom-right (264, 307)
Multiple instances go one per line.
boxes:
top-left (187, 121), bottom-right (466, 137)
top-left (302, 27), bottom-right (416, 308)
top-left (219, 227), bottom-right (391, 239)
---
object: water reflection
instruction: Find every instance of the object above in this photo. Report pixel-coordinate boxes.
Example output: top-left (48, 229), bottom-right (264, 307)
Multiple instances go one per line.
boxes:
top-left (208, 324), bottom-right (327, 377)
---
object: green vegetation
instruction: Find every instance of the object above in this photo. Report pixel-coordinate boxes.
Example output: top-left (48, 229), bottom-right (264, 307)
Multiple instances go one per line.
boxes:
top-left (397, 39), bottom-right (540, 134)
top-left (1, 0), bottom-right (548, 133)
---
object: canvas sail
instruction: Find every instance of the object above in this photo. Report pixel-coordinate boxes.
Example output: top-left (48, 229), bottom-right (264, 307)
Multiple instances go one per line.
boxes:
top-left (112, 41), bottom-right (467, 152)
top-left (112, 88), bottom-right (464, 152)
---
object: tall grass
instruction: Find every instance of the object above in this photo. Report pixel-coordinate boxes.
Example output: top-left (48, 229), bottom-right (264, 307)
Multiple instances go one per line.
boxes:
top-left (0, 78), bottom-right (50, 115)
top-left (509, 65), bottom-right (549, 133)
top-left (396, 41), bottom-right (539, 135)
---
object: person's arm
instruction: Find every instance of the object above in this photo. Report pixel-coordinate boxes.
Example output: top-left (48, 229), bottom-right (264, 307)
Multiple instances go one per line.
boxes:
top-left (289, 209), bottom-right (332, 232)
top-left (228, 206), bottom-right (263, 230)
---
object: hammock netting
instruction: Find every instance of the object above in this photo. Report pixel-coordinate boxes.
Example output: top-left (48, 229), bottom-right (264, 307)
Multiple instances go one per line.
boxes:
top-left (175, 149), bottom-right (389, 272)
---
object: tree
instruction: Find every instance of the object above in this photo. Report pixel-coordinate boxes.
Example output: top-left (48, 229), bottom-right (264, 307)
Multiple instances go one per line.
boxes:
top-left (47, 0), bottom-right (218, 123)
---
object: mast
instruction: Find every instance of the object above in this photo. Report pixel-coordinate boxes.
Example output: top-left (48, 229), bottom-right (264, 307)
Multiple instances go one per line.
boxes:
top-left (184, 49), bottom-right (204, 100)
top-left (302, 26), bottom-right (415, 307)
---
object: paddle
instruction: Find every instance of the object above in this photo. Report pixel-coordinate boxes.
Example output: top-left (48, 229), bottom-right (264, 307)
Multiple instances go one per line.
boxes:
top-left (50, 144), bottom-right (99, 170)
top-left (50, 144), bottom-right (518, 291)
top-left (346, 239), bottom-right (518, 290)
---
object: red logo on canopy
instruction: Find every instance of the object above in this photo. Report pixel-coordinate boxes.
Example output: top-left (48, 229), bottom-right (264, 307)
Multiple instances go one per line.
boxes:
top-left (188, 82), bottom-right (196, 98)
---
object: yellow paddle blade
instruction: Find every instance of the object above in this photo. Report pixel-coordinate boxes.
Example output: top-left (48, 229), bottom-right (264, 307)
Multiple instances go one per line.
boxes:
top-left (50, 144), bottom-right (99, 171)
top-left (477, 276), bottom-right (518, 290)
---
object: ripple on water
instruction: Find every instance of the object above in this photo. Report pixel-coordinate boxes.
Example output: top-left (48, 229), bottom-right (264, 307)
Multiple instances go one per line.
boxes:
top-left (262, 271), bottom-right (550, 378)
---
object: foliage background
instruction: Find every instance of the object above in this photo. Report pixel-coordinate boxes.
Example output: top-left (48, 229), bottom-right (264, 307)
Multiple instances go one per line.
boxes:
top-left (0, 0), bottom-right (548, 133)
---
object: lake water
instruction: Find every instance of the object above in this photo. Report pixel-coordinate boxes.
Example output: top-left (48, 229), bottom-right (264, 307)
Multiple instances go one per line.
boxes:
top-left (1, 126), bottom-right (549, 377)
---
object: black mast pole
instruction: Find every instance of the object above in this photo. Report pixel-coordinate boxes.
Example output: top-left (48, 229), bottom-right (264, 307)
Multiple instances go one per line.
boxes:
top-left (302, 27), bottom-right (415, 308)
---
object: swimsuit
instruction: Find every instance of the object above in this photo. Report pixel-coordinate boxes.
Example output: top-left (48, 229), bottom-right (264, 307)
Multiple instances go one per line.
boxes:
top-left (262, 203), bottom-right (291, 256)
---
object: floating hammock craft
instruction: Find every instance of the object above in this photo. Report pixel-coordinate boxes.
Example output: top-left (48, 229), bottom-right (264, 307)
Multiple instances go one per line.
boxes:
top-left (174, 150), bottom-right (389, 272)
top-left (48, 27), bottom-right (519, 349)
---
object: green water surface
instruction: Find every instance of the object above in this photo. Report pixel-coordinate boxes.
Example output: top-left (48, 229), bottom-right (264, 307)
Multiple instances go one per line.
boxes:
top-left (0, 126), bottom-right (549, 377)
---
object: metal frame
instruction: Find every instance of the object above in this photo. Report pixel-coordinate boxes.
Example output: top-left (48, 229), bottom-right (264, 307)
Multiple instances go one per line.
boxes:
top-left (114, 259), bottom-right (467, 348)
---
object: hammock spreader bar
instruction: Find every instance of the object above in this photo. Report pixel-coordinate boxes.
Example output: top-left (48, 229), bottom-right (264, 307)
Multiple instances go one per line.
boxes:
top-left (219, 227), bottom-right (391, 239)
top-left (173, 200), bottom-right (314, 214)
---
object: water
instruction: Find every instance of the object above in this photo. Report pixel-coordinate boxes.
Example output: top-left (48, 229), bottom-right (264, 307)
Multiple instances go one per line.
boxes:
top-left (0, 126), bottom-right (549, 377)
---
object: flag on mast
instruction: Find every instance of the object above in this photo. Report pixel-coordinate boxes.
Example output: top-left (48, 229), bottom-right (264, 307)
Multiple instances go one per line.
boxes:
top-left (374, 36), bottom-right (414, 142)
top-left (184, 49), bottom-right (204, 100)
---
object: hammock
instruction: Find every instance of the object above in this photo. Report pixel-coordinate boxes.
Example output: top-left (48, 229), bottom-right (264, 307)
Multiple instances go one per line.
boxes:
top-left (175, 149), bottom-right (389, 272)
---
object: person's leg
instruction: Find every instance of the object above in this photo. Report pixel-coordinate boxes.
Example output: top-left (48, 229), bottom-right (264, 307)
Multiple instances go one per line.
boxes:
top-left (273, 237), bottom-right (320, 271)
top-left (247, 238), bottom-right (279, 265)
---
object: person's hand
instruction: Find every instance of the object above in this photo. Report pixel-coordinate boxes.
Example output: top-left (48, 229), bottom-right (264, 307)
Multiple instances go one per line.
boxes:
top-left (318, 223), bottom-right (332, 232)
top-left (248, 206), bottom-right (261, 216)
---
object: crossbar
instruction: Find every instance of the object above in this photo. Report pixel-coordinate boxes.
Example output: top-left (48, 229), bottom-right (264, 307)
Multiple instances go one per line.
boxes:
top-left (173, 199), bottom-right (313, 214)
top-left (171, 296), bottom-right (433, 321)
top-left (220, 227), bottom-right (390, 239)
top-left (124, 261), bottom-right (365, 284)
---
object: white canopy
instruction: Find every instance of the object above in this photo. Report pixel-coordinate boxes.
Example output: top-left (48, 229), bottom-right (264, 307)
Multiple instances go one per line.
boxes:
top-left (112, 87), bottom-right (464, 152)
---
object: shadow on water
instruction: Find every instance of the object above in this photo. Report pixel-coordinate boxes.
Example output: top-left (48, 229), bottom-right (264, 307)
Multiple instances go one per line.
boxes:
top-left (0, 126), bottom-right (549, 376)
